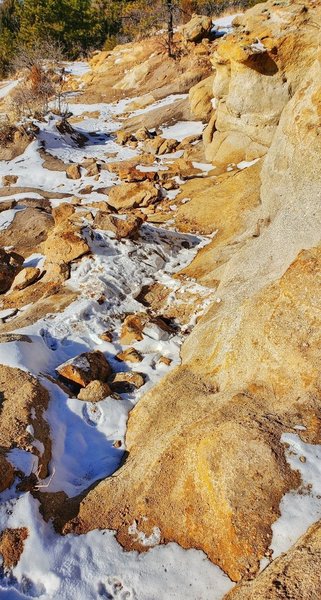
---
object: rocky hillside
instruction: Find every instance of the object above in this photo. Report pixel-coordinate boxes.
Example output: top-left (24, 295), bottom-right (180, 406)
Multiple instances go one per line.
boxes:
top-left (0, 1), bottom-right (321, 598)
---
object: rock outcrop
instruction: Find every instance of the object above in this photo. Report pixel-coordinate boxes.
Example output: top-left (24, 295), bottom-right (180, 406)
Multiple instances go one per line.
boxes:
top-left (204, 1), bottom-right (321, 166)
top-left (64, 0), bottom-right (321, 590)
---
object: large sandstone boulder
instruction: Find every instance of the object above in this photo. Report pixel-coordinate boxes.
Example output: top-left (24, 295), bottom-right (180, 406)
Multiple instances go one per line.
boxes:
top-left (65, 245), bottom-right (321, 581)
top-left (63, 22), bottom-right (321, 585)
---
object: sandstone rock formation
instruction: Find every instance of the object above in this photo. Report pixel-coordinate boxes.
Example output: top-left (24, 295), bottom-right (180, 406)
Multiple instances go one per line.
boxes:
top-left (204, 1), bottom-right (321, 166)
top-left (63, 1), bottom-right (321, 590)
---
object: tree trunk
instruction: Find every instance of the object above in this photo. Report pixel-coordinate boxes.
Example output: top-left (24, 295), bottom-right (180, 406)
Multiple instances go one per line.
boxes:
top-left (166, 0), bottom-right (174, 57)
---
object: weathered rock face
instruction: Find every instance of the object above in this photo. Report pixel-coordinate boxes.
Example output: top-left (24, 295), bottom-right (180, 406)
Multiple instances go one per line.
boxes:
top-left (64, 2), bottom-right (321, 586)
top-left (226, 520), bottom-right (321, 599)
top-left (204, 0), bottom-right (321, 166)
top-left (81, 34), bottom-right (212, 105)
top-left (0, 365), bottom-right (51, 480)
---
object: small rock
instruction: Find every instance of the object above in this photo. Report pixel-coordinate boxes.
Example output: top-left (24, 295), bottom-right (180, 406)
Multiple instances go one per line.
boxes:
top-left (113, 440), bottom-right (122, 448)
top-left (66, 164), bottom-right (81, 180)
top-left (11, 267), bottom-right (41, 291)
top-left (0, 453), bottom-right (14, 493)
top-left (158, 138), bottom-right (179, 155)
top-left (0, 200), bottom-right (17, 212)
top-left (0, 528), bottom-right (28, 569)
top-left (162, 180), bottom-right (179, 191)
top-left (299, 456), bottom-right (307, 463)
top-left (159, 356), bottom-right (172, 366)
top-left (110, 371), bottom-right (146, 393)
top-left (2, 174), bottom-right (18, 186)
top-left (133, 127), bottom-right (153, 142)
top-left (57, 350), bottom-right (112, 387)
top-left (94, 212), bottom-right (143, 239)
top-left (116, 130), bottom-right (132, 145)
top-left (77, 380), bottom-right (111, 402)
top-left (86, 162), bottom-right (101, 177)
top-left (116, 347), bottom-right (143, 363)
top-left (52, 203), bottom-right (75, 225)
top-left (0, 249), bottom-right (23, 294)
top-left (99, 331), bottom-right (113, 342)
top-left (107, 181), bottom-right (160, 211)
top-left (120, 314), bottom-right (148, 345)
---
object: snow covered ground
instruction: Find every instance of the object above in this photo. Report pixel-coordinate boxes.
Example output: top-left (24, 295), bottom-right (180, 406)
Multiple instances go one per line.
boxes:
top-left (0, 90), bottom-right (233, 598)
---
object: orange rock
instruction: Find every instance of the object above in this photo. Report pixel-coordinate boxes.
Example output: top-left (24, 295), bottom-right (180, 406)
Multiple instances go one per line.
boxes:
top-left (57, 350), bottom-right (111, 387)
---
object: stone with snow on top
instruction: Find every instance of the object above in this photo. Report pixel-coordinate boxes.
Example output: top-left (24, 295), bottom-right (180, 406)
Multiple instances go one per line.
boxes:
top-left (183, 14), bottom-right (213, 42)
top-left (120, 313), bottom-right (149, 345)
top-left (94, 211), bottom-right (143, 239)
top-left (11, 267), bottom-right (41, 291)
top-left (110, 371), bottom-right (145, 393)
top-left (2, 174), bottom-right (18, 186)
top-left (57, 350), bottom-right (112, 387)
top-left (77, 380), bottom-right (112, 402)
top-left (56, 119), bottom-right (87, 147)
top-left (66, 163), bottom-right (81, 180)
top-left (107, 181), bottom-right (160, 211)
top-left (116, 347), bottom-right (143, 363)
top-left (52, 203), bottom-right (75, 225)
